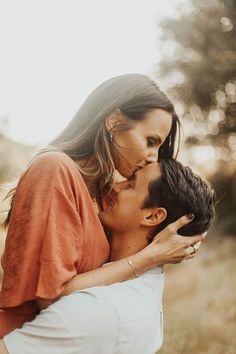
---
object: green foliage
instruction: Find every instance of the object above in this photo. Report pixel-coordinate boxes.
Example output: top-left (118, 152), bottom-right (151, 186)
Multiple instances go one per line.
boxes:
top-left (157, 0), bottom-right (236, 157)
top-left (157, 0), bottom-right (236, 234)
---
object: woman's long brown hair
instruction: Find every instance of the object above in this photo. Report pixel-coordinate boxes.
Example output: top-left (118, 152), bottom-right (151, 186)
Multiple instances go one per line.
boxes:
top-left (2, 74), bottom-right (181, 227)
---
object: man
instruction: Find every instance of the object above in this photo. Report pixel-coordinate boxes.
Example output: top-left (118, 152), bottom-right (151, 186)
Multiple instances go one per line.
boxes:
top-left (0, 160), bottom-right (215, 354)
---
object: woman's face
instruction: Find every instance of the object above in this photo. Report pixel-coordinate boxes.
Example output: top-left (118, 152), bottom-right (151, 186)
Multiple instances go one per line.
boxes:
top-left (111, 108), bottom-right (173, 178)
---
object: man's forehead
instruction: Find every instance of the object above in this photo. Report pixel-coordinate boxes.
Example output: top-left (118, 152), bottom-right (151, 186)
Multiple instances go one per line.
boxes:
top-left (136, 163), bottom-right (161, 181)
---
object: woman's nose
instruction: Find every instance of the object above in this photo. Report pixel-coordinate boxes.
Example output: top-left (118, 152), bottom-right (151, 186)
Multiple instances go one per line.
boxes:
top-left (146, 148), bottom-right (159, 163)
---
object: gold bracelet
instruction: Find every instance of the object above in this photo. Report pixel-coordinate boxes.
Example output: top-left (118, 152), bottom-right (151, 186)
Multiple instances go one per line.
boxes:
top-left (126, 257), bottom-right (140, 278)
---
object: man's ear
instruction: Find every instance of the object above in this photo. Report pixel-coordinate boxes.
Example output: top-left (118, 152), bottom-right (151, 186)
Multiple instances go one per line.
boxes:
top-left (105, 111), bottom-right (123, 132)
top-left (140, 207), bottom-right (167, 227)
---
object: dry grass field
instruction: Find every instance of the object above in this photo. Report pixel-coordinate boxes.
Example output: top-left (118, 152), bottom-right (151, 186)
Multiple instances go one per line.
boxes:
top-left (0, 230), bottom-right (235, 354)
top-left (159, 235), bottom-right (236, 354)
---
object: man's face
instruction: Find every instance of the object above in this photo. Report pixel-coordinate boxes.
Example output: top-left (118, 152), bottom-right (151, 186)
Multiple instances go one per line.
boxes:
top-left (99, 163), bottom-right (162, 233)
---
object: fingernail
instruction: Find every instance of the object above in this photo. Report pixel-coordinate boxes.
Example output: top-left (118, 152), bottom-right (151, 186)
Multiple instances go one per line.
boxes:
top-left (187, 213), bottom-right (194, 220)
top-left (202, 231), bottom-right (207, 239)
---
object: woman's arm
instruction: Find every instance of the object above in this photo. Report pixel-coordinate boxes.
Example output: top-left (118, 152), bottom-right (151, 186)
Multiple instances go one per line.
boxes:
top-left (36, 215), bottom-right (205, 309)
top-left (0, 340), bottom-right (8, 354)
top-left (61, 215), bottom-right (205, 296)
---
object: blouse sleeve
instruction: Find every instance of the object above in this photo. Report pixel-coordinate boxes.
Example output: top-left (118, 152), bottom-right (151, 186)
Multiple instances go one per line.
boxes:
top-left (0, 153), bottom-right (84, 307)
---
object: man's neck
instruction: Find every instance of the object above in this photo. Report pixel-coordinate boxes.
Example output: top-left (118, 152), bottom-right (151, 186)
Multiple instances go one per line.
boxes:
top-left (109, 230), bottom-right (148, 262)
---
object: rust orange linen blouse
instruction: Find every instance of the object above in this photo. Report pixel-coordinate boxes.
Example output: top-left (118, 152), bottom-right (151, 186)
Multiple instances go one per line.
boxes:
top-left (0, 151), bottom-right (110, 337)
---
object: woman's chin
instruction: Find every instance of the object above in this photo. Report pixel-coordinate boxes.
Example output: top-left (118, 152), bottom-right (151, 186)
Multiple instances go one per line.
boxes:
top-left (121, 166), bottom-right (140, 179)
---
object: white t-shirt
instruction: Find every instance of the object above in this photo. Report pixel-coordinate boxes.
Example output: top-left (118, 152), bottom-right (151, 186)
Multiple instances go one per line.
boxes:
top-left (4, 266), bottom-right (164, 354)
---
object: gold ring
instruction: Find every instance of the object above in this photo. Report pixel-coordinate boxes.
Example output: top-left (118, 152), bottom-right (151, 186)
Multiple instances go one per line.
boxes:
top-left (191, 244), bottom-right (197, 254)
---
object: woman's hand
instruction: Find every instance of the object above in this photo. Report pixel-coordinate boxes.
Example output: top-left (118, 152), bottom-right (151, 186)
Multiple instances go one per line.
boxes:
top-left (145, 215), bottom-right (206, 266)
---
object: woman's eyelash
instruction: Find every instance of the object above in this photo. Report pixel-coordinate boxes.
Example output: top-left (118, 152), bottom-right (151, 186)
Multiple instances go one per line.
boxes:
top-left (147, 137), bottom-right (158, 147)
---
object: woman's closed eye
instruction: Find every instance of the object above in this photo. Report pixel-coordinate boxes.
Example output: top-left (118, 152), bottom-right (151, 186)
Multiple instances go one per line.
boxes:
top-left (147, 136), bottom-right (161, 148)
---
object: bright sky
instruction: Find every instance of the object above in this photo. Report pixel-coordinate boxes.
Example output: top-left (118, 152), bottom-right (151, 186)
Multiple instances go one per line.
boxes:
top-left (0, 0), bottom-right (186, 145)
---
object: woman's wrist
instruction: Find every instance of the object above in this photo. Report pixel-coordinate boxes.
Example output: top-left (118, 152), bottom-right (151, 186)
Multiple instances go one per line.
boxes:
top-left (62, 250), bottom-right (159, 296)
top-left (128, 246), bottom-right (163, 275)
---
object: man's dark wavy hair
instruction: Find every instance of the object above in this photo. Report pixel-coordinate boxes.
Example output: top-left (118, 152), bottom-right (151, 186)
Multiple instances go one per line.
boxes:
top-left (142, 159), bottom-right (215, 242)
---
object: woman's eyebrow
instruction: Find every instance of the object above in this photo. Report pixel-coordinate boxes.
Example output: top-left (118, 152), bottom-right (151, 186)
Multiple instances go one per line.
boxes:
top-left (148, 134), bottom-right (162, 144)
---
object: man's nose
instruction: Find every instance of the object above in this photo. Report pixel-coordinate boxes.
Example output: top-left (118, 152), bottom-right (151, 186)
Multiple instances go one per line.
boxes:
top-left (113, 180), bottom-right (129, 193)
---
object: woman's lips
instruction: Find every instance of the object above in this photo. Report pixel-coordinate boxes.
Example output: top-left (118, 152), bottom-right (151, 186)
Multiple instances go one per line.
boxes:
top-left (134, 165), bottom-right (142, 173)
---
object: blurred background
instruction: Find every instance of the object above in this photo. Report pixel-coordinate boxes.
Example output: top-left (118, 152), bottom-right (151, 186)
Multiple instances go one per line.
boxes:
top-left (0, 0), bottom-right (235, 353)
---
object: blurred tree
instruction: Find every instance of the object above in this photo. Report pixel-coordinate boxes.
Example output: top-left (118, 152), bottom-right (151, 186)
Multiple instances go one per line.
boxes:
top-left (157, 0), bottom-right (236, 233)
top-left (0, 117), bottom-right (8, 134)
top-left (157, 0), bottom-right (236, 162)
top-left (0, 116), bottom-right (36, 182)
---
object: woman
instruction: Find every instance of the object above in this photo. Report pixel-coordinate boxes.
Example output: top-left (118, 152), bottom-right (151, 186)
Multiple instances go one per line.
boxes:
top-left (0, 73), bottom-right (204, 336)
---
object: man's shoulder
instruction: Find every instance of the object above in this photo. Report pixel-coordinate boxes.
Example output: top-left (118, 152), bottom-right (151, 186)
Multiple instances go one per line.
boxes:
top-left (75, 271), bottom-right (164, 354)
top-left (77, 268), bottom-right (164, 321)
